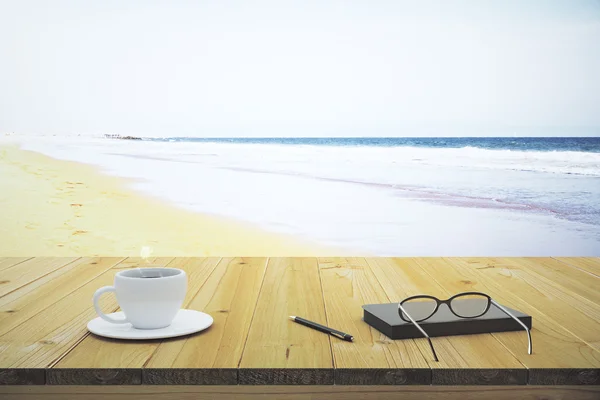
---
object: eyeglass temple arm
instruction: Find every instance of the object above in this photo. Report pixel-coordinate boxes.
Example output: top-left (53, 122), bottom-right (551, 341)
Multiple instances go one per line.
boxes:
top-left (398, 304), bottom-right (439, 362)
top-left (491, 299), bottom-right (532, 355)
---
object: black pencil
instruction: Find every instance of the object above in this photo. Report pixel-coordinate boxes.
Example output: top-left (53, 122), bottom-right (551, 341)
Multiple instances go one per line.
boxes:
top-left (289, 316), bottom-right (354, 342)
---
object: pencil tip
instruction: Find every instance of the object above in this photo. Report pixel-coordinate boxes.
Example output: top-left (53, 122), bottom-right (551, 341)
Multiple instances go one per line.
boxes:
top-left (289, 316), bottom-right (295, 320)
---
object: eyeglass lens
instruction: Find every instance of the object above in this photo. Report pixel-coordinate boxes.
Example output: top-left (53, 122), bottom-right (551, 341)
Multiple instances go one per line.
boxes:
top-left (399, 297), bottom-right (437, 322)
top-left (449, 293), bottom-right (490, 318)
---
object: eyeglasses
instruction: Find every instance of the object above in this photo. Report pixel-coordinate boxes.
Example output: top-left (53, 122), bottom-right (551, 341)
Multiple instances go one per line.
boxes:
top-left (397, 292), bottom-right (532, 362)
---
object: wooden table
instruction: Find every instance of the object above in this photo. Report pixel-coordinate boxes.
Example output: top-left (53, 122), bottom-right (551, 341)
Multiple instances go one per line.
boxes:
top-left (1, 257), bottom-right (599, 399)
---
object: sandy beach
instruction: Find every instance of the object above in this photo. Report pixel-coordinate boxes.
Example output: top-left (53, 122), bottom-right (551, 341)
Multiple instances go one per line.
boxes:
top-left (0, 144), bottom-right (335, 257)
top-left (2, 136), bottom-right (599, 256)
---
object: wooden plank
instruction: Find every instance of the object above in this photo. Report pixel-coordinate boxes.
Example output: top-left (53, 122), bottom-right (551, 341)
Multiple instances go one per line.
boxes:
top-left (0, 257), bottom-right (172, 375)
top-left (238, 369), bottom-right (334, 385)
top-left (553, 257), bottom-right (600, 278)
top-left (0, 257), bottom-right (126, 336)
top-left (50, 258), bottom-right (219, 385)
top-left (0, 258), bottom-right (33, 272)
top-left (143, 369), bottom-right (238, 385)
top-left (1, 256), bottom-right (598, 388)
top-left (109, 257), bottom-right (176, 271)
top-left (47, 369), bottom-right (141, 385)
top-left (496, 257), bottom-right (600, 306)
top-left (448, 258), bottom-right (600, 351)
top-left (528, 369), bottom-right (600, 385)
top-left (425, 258), bottom-right (600, 385)
top-left (238, 258), bottom-right (334, 385)
top-left (0, 257), bottom-right (79, 298)
top-left (316, 257), bottom-right (430, 385)
top-left (1, 385), bottom-right (600, 400)
top-left (0, 369), bottom-right (44, 385)
top-left (365, 258), bottom-right (527, 385)
top-left (144, 257), bottom-right (268, 385)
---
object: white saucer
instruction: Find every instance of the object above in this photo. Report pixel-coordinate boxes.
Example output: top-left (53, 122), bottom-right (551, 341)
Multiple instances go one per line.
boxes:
top-left (87, 309), bottom-right (213, 340)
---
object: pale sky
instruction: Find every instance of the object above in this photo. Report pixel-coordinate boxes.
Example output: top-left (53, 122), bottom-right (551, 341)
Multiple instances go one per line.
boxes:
top-left (1, 0), bottom-right (599, 137)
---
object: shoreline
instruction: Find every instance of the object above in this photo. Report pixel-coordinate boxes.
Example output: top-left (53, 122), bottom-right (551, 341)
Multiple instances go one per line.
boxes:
top-left (0, 144), bottom-right (342, 257)
top-left (2, 138), bottom-right (599, 256)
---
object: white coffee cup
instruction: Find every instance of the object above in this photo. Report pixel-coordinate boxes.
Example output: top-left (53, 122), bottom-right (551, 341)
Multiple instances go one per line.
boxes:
top-left (93, 267), bottom-right (187, 329)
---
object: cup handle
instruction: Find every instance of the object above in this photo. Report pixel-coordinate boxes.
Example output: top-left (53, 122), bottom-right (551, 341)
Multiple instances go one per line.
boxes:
top-left (93, 286), bottom-right (129, 324)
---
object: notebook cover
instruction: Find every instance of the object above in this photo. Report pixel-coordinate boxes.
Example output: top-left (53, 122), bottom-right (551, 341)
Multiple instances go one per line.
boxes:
top-left (362, 299), bottom-right (532, 339)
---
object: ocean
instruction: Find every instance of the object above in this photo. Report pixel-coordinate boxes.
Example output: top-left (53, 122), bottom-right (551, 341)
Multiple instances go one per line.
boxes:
top-left (146, 136), bottom-right (600, 153)
top-left (11, 136), bottom-right (600, 255)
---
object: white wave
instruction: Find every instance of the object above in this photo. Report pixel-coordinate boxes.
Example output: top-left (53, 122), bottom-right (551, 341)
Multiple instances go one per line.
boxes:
top-left (9, 135), bottom-right (600, 177)
top-left (389, 145), bottom-right (600, 176)
top-left (160, 142), bottom-right (600, 177)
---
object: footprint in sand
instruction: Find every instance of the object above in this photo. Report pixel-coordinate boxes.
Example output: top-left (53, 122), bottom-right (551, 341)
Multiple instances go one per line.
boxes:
top-left (61, 222), bottom-right (75, 230)
top-left (72, 230), bottom-right (88, 236)
top-left (101, 191), bottom-right (126, 199)
top-left (70, 203), bottom-right (83, 207)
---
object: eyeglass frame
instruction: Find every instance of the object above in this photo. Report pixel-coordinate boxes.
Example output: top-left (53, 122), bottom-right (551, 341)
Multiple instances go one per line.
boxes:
top-left (399, 292), bottom-right (492, 322)
top-left (397, 291), bottom-right (532, 362)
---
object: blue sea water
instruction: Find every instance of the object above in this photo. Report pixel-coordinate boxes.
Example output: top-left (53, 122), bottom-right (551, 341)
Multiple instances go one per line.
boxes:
top-left (145, 136), bottom-right (600, 153)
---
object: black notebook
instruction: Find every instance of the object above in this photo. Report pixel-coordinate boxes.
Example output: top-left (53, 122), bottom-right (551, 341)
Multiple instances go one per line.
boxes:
top-left (362, 300), bottom-right (532, 340)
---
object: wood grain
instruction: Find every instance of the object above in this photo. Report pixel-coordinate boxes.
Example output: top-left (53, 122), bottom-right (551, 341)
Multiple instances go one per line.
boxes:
top-left (0, 257), bottom-right (125, 336)
top-left (365, 258), bottom-right (527, 385)
top-left (447, 258), bottom-right (600, 351)
top-left (54, 258), bottom-right (217, 372)
top-left (334, 368), bottom-right (431, 385)
top-left (109, 257), bottom-right (177, 271)
top-left (0, 257), bottom-right (78, 298)
top-left (317, 257), bottom-right (430, 385)
top-left (238, 369), bottom-right (334, 385)
top-left (143, 369), bottom-right (238, 385)
top-left (47, 369), bottom-right (141, 385)
top-left (496, 257), bottom-right (600, 306)
top-left (435, 258), bottom-right (600, 382)
top-left (1, 385), bottom-right (600, 400)
top-left (0, 259), bottom-right (136, 370)
top-left (553, 257), bottom-right (600, 278)
top-left (239, 258), bottom-right (333, 384)
top-left (2, 257), bottom-right (600, 387)
top-left (0, 369), bottom-right (44, 385)
top-left (528, 369), bottom-right (600, 385)
top-left (430, 369), bottom-right (528, 385)
top-left (144, 258), bottom-right (267, 384)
